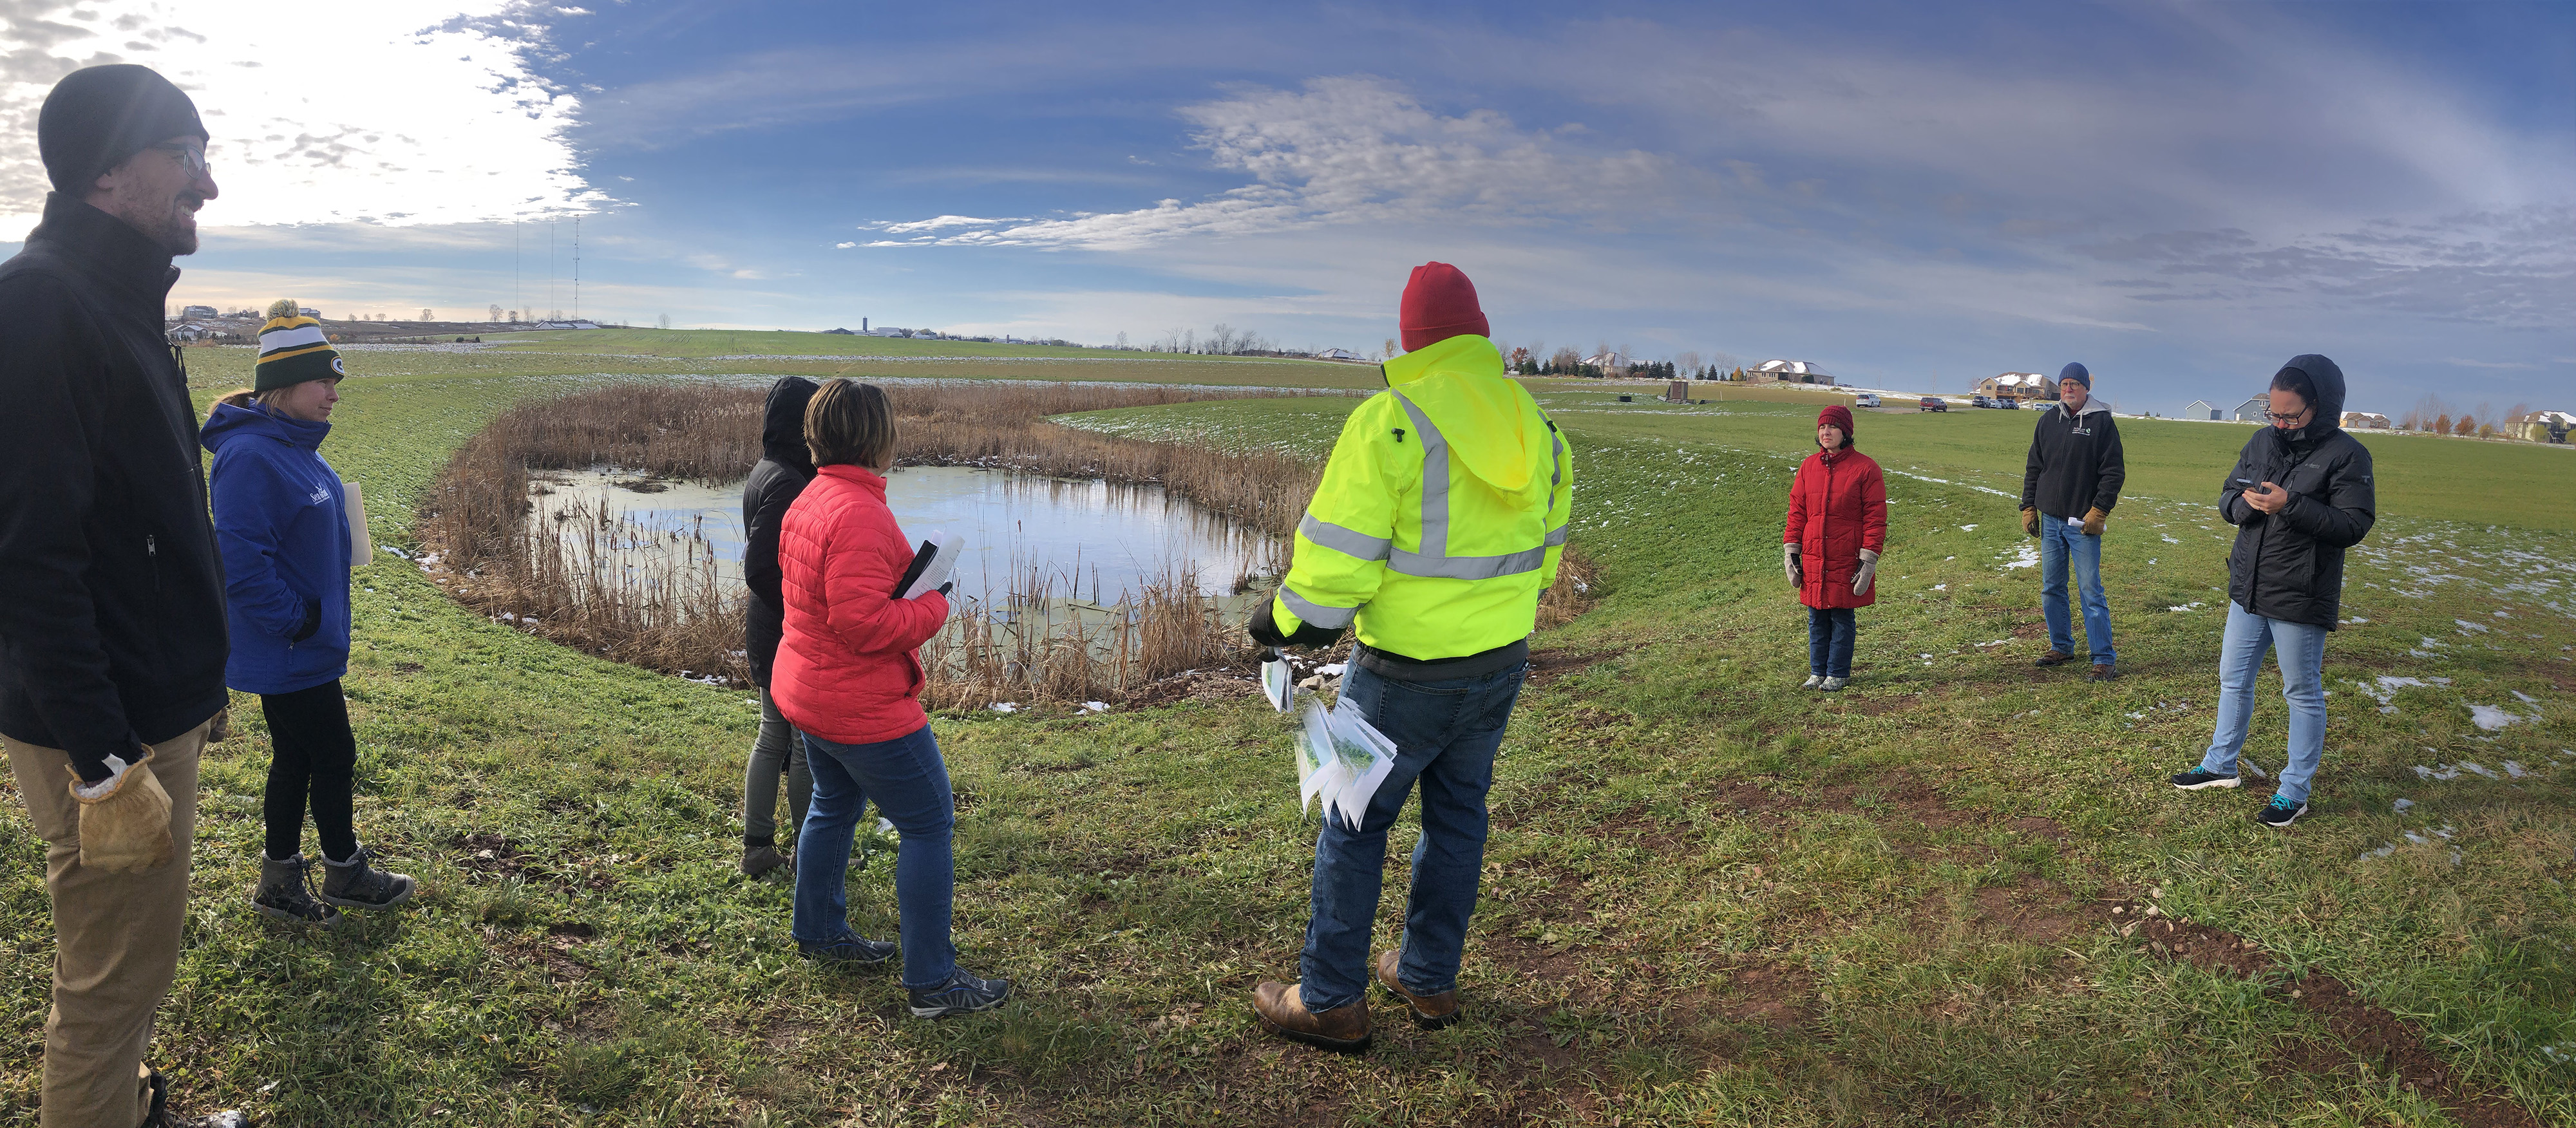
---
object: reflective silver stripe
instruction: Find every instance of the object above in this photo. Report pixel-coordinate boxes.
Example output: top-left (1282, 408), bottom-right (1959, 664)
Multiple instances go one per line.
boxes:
top-left (1389, 545), bottom-right (1549, 580)
top-left (1278, 585), bottom-right (1358, 628)
top-left (1390, 391), bottom-right (1448, 556)
top-left (1546, 425), bottom-right (1564, 515)
top-left (1298, 514), bottom-right (1391, 561)
top-left (1544, 523), bottom-right (1568, 547)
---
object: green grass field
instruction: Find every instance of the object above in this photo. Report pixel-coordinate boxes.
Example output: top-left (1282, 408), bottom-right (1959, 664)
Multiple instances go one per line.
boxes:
top-left (479, 328), bottom-right (1323, 362)
top-left (3, 336), bottom-right (2570, 1125)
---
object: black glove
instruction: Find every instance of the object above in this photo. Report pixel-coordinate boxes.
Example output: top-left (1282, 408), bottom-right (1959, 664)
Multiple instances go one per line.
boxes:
top-left (1247, 603), bottom-right (1343, 649)
top-left (291, 598), bottom-right (322, 643)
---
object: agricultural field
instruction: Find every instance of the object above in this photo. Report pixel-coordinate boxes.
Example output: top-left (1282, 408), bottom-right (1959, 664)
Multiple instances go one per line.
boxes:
top-left (1, 337), bottom-right (2570, 1125)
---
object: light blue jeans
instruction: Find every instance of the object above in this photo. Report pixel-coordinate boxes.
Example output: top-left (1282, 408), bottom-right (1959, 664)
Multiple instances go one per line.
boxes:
top-left (2198, 601), bottom-right (2329, 803)
top-left (2039, 516), bottom-right (2114, 664)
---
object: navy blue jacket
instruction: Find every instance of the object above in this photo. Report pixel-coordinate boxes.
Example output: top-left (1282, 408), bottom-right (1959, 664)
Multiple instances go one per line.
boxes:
top-left (204, 400), bottom-right (351, 694)
top-left (0, 195), bottom-right (229, 780)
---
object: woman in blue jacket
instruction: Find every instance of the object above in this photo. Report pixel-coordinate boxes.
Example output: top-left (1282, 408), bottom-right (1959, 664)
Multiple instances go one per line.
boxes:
top-left (202, 301), bottom-right (413, 925)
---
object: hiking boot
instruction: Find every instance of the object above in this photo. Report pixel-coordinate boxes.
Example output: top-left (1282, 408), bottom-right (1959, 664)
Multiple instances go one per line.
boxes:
top-left (1376, 950), bottom-right (1461, 1029)
top-left (2170, 767), bottom-right (2241, 790)
top-left (798, 934), bottom-right (897, 966)
top-left (319, 845), bottom-right (415, 910)
top-left (739, 836), bottom-right (790, 878)
top-left (908, 967), bottom-right (1012, 1017)
top-left (2090, 663), bottom-right (2119, 681)
top-left (1251, 981), bottom-right (1370, 1052)
top-left (2255, 795), bottom-right (2308, 829)
top-left (1800, 674), bottom-right (1824, 690)
top-left (143, 1068), bottom-right (251, 1127)
top-left (1817, 676), bottom-right (1849, 691)
top-left (2033, 650), bottom-right (2074, 667)
top-left (252, 854), bottom-right (339, 927)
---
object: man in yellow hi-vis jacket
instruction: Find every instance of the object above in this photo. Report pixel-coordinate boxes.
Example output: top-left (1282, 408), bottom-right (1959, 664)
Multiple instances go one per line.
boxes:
top-left (1248, 262), bottom-right (1573, 1051)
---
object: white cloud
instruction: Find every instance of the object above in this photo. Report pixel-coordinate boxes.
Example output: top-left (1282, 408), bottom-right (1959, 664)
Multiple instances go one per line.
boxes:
top-left (0, 1), bottom-right (600, 230)
top-left (875, 214), bottom-right (1027, 234)
top-left (869, 77), bottom-right (1683, 250)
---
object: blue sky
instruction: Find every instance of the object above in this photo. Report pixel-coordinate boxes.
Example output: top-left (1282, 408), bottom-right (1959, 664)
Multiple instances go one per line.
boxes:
top-left (2, 0), bottom-right (2569, 416)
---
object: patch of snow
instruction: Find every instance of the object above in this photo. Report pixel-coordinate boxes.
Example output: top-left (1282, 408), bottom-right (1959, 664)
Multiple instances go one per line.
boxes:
top-left (2511, 690), bottom-right (2539, 704)
top-left (2392, 798), bottom-right (2415, 813)
top-left (1959, 524), bottom-right (1978, 532)
top-left (1081, 700), bottom-right (1110, 712)
top-left (2002, 545), bottom-right (2040, 570)
top-left (2467, 705), bottom-right (2523, 731)
top-left (990, 702), bottom-right (1020, 713)
top-left (1931, 583), bottom-right (1947, 591)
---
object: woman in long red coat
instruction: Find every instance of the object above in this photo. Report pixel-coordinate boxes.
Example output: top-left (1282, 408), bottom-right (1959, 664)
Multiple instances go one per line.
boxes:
top-left (1782, 404), bottom-right (1887, 691)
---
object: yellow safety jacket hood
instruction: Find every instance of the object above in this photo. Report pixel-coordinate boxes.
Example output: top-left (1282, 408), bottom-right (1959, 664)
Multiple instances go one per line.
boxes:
top-left (1271, 334), bottom-right (1573, 660)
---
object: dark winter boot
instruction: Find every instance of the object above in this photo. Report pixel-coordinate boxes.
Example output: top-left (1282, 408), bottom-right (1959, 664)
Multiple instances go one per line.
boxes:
top-left (252, 854), bottom-right (339, 927)
top-left (319, 844), bottom-right (415, 910)
top-left (740, 835), bottom-right (790, 878)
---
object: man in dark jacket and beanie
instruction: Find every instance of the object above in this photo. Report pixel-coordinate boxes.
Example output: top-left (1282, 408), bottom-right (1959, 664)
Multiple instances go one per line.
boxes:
top-left (0, 65), bottom-right (247, 1128)
top-left (2172, 355), bottom-right (2375, 828)
top-left (2019, 362), bottom-right (2126, 680)
top-left (739, 376), bottom-right (821, 875)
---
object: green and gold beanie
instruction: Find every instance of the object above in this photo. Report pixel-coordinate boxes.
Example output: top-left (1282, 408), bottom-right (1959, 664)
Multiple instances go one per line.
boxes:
top-left (254, 297), bottom-right (345, 391)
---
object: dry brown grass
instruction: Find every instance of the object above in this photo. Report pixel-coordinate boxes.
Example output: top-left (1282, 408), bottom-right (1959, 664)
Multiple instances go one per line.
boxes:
top-left (418, 379), bottom-right (1591, 700)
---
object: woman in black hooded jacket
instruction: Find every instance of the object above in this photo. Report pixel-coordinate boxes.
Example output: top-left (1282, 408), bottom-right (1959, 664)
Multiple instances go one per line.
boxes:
top-left (740, 376), bottom-right (821, 874)
top-left (2171, 355), bottom-right (2375, 828)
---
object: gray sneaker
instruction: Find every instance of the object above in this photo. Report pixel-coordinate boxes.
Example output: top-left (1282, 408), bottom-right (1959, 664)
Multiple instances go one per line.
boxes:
top-left (252, 854), bottom-right (338, 927)
top-left (319, 845), bottom-right (415, 910)
top-left (1817, 676), bottom-right (1849, 691)
top-left (1800, 674), bottom-right (1824, 690)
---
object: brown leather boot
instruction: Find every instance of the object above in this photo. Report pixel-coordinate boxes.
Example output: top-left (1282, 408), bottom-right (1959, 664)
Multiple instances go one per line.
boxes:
top-left (2033, 650), bottom-right (2074, 667)
top-left (1251, 981), bottom-right (1370, 1051)
top-left (1376, 950), bottom-right (1461, 1029)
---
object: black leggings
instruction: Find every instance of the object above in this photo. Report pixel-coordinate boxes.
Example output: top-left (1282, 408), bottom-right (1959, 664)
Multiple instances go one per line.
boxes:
top-left (260, 680), bottom-right (359, 863)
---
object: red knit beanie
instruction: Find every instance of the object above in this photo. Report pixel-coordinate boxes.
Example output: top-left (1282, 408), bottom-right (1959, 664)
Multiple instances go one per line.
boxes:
top-left (1817, 404), bottom-right (1855, 437)
top-left (1399, 262), bottom-right (1489, 352)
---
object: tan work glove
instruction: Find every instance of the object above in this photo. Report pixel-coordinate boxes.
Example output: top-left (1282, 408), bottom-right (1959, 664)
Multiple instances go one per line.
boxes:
top-left (2020, 507), bottom-right (2039, 537)
top-left (1852, 548), bottom-right (1880, 596)
top-left (68, 750), bottom-right (174, 872)
top-left (2081, 506), bottom-right (2107, 536)
top-left (1783, 543), bottom-right (1803, 587)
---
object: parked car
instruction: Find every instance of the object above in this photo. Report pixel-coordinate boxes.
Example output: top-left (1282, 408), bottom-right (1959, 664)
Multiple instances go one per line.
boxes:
top-left (2000, 397), bottom-right (2023, 409)
top-left (1919, 396), bottom-right (1947, 412)
top-left (1970, 395), bottom-right (1995, 409)
top-left (1853, 393), bottom-right (1882, 408)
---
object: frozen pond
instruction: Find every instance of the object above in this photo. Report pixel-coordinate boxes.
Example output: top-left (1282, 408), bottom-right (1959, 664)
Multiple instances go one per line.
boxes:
top-left (526, 465), bottom-right (1278, 605)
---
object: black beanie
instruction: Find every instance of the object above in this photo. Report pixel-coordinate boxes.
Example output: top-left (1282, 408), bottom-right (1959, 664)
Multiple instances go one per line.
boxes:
top-left (39, 64), bottom-right (208, 195)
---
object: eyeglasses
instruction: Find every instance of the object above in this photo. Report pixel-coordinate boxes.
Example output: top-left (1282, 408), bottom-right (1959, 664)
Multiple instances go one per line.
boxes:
top-left (2266, 409), bottom-right (2311, 424)
top-left (149, 143), bottom-right (210, 178)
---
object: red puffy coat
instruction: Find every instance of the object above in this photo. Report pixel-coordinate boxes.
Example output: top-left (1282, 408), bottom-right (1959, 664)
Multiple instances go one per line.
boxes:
top-left (1783, 446), bottom-right (1888, 610)
top-left (772, 465), bottom-right (951, 746)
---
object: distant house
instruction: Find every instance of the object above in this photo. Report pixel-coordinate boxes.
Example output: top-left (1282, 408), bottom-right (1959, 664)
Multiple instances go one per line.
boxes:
top-left (2232, 395), bottom-right (2271, 422)
top-left (1751, 359), bottom-right (1835, 385)
top-left (2514, 409), bottom-right (2576, 442)
top-left (2186, 399), bottom-right (2218, 420)
top-left (1583, 351), bottom-right (1631, 370)
top-left (1314, 347), bottom-right (1362, 361)
top-left (1979, 372), bottom-right (2054, 400)
top-left (298, 307), bottom-right (322, 319)
top-left (2340, 412), bottom-right (2391, 429)
top-left (180, 304), bottom-right (216, 319)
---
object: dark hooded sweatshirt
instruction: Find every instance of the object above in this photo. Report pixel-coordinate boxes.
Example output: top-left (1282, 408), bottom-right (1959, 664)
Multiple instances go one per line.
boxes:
top-left (2020, 396), bottom-right (2125, 522)
top-left (2219, 355), bottom-right (2375, 628)
top-left (743, 377), bottom-right (820, 688)
top-left (0, 194), bottom-right (229, 781)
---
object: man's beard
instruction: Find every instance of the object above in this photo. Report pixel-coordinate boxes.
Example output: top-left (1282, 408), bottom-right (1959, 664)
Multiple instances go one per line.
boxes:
top-left (146, 196), bottom-right (203, 256)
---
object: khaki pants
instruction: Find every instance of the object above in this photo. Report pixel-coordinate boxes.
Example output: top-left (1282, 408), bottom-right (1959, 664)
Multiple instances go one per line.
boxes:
top-left (6, 717), bottom-right (209, 1128)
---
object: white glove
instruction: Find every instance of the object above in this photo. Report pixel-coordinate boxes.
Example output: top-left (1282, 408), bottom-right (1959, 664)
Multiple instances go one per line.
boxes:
top-left (1783, 543), bottom-right (1803, 586)
top-left (1851, 549), bottom-right (1880, 596)
top-left (72, 753), bottom-right (133, 801)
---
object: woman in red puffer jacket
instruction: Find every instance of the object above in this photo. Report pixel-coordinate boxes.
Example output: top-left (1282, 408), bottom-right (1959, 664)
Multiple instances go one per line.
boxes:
top-left (1781, 404), bottom-right (1887, 691)
top-left (773, 379), bottom-right (1011, 1017)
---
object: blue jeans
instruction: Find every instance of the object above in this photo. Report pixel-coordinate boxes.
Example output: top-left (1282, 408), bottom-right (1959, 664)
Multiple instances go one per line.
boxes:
top-left (2039, 517), bottom-right (2114, 664)
top-left (2199, 602), bottom-right (2329, 804)
top-left (793, 724), bottom-right (956, 988)
top-left (1300, 661), bottom-right (1528, 1011)
top-left (1807, 608), bottom-right (1855, 678)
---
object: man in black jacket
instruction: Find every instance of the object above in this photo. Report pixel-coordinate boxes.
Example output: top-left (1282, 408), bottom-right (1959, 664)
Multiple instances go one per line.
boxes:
top-left (0, 65), bottom-right (245, 1128)
top-left (2172, 355), bottom-right (2375, 829)
top-left (2018, 362), bottom-right (2126, 680)
top-left (739, 376), bottom-right (820, 875)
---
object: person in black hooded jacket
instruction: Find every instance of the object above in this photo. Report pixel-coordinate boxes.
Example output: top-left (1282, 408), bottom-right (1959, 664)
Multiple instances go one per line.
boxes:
top-left (2170, 355), bottom-right (2375, 829)
top-left (739, 376), bottom-right (820, 875)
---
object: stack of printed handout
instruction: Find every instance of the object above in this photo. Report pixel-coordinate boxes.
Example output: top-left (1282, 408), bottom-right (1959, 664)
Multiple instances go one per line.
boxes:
top-left (1294, 697), bottom-right (1399, 829)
